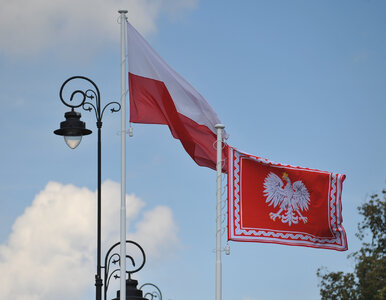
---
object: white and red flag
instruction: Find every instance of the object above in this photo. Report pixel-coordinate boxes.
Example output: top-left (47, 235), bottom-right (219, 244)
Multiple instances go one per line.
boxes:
top-left (227, 147), bottom-right (348, 251)
top-left (126, 22), bottom-right (227, 170)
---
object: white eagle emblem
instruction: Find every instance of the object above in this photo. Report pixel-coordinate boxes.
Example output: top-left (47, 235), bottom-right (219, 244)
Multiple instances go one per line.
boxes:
top-left (263, 172), bottom-right (310, 226)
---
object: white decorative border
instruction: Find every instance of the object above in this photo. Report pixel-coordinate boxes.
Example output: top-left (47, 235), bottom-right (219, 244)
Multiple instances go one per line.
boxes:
top-left (228, 147), bottom-right (347, 251)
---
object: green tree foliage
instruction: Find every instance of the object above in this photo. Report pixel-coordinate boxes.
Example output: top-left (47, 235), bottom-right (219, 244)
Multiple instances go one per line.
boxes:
top-left (317, 189), bottom-right (386, 300)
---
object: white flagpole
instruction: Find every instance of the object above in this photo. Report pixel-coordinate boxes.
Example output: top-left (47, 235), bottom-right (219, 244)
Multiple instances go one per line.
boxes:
top-left (215, 124), bottom-right (225, 300)
top-left (118, 9), bottom-right (128, 300)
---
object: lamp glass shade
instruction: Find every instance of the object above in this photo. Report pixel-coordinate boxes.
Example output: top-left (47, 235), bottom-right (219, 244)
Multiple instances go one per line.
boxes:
top-left (64, 135), bottom-right (82, 149)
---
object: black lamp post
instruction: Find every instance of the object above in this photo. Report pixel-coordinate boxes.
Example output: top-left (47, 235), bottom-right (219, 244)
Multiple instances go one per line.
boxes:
top-left (54, 76), bottom-right (121, 300)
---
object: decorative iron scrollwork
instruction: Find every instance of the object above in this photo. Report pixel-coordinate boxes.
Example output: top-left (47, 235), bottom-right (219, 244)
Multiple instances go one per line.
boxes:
top-left (58, 76), bottom-right (121, 126)
top-left (103, 240), bottom-right (146, 300)
top-left (140, 283), bottom-right (163, 300)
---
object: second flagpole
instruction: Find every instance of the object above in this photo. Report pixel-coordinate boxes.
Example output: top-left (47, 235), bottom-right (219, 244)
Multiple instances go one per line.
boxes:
top-left (215, 124), bottom-right (225, 300)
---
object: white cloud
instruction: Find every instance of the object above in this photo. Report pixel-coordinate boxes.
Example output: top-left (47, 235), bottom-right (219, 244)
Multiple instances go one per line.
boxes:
top-left (0, 0), bottom-right (197, 57)
top-left (129, 205), bottom-right (179, 259)
top-left (0, 180), bottom-right (179, 300)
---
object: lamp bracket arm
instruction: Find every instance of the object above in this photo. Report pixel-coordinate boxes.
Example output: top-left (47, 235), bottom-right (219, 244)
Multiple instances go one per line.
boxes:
top-left (101, 101), bottom-right (121, 121)
top-left (59, 76), bottom-right (100, 109)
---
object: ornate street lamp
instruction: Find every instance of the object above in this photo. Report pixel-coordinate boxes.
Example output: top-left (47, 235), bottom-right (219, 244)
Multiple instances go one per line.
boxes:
top-left (54, 76), bottom-right (120, 300)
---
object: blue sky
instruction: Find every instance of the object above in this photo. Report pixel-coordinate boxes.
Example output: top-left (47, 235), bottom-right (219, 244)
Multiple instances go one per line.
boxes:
top-left (0, 1), bottom-right (385, 299)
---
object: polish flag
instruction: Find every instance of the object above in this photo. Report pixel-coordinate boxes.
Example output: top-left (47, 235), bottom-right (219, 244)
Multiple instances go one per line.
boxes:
top-left (127, 22), bottom-right (228, 171)
top-left (228, 147), bottom-right (348, 251)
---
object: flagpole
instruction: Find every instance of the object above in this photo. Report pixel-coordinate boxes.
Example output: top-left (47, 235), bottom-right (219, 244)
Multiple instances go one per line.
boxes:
top-left (215, 124), bottom-right (225, 300)
top-left (118, 9), bottom-right (128, 300)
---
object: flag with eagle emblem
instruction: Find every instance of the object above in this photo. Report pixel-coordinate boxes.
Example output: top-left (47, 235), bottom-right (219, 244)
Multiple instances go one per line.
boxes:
top-left (227, 147), bottom-right (348, 251)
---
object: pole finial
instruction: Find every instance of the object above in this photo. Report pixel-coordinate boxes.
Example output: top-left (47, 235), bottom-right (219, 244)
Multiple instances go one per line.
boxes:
top-left (215, 123), bottom-right (225, 129)
top-left (118, 10), bottom-right (128, 14)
